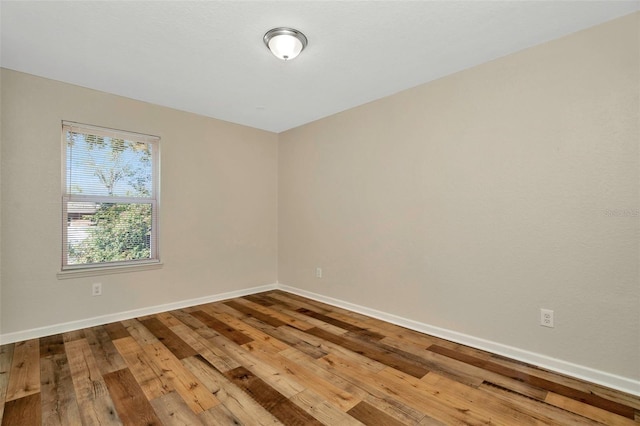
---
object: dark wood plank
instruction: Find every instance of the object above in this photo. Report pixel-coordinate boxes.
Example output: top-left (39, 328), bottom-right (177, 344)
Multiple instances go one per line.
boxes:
top-left (1, 393), bottom-right (41, 426)
top-left (224, 300), bottom-right (287, 327)
top-left (4, 290), bottom-right (640, 425)
top-left (62, 330), bottom-right (85, 342)
top-left (139, 317), bottom-right (198, 360)
top-left (224, 366), bottom-right (323, 425)
top-left (347, 400), bottom-right (407, 426)
top-left (111, 336), bottom-right (169, 401)
top-left (103, 368), bottom-right (163, 425)
top-left (263, 292), bottom-right (308, 311)
top-left (296, 307), bottom-right (385, 339)
top-left (305, 327), bottom-right (430, 378)
top-left (244, 293), bottom-right (276, 306)
top-left (480, 381), bottom-right (605, 426)
top-left (182, 356), bottom-right (282, 426)
top-left (141, 339), bottom-right (220, 414)
top-left (39, 334), bottom-right (65, 358)
top-left (234, 297), bottom-right (316, 330)
top-left (103, 321), bottom-right (131, 340)
top-left (225, 366), bottom-right (286, 410)
top-left (190, 310), bottom-right (253, 345)
top-left (428, 344), bottom-right (636, 419)
top-left (243, 316), bottom-right (329, 359)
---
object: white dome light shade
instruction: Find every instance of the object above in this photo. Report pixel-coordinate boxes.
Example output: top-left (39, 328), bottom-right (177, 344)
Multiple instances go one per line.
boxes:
top-left (268, 34), bottom-right (303, 60)
top-left (264, 28), bottom-right (308, 61)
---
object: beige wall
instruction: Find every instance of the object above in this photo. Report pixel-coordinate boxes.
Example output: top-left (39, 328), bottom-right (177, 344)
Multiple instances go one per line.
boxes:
top-left (1, 69), bottom-right (278, 334)
top-left (279, 14), bottom-right (639, 380)
top-left (1, 13), bottom-right (638, 383)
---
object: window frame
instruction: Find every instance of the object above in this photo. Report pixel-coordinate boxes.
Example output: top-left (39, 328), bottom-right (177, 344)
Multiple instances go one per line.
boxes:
top-left (60, 121), bottom-right (161, 273)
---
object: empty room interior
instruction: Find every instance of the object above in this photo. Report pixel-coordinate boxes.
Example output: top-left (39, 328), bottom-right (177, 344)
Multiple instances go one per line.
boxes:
top-left (1, 1), bottom-right (639, 425)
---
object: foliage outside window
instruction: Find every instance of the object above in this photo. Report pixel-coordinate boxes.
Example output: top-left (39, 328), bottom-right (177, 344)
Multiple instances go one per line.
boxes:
top-left (62, 122), bottom-right (160, 270)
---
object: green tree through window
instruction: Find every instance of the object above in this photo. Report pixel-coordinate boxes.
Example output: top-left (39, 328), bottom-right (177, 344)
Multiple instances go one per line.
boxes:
top-left (62, 122), bottom-right (159, 269)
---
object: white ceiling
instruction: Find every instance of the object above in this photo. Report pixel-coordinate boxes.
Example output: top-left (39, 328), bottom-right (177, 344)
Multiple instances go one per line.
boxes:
top-left (1, 1), bottom-right (638, 133)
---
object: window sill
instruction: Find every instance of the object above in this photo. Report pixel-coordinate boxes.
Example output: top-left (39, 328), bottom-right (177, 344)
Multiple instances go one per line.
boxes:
top-left (57, 261), bottom-right (163, 280)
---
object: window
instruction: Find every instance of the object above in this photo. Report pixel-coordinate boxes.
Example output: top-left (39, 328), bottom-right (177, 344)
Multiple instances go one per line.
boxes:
top-left (62, 122), bottom-right (160, 270)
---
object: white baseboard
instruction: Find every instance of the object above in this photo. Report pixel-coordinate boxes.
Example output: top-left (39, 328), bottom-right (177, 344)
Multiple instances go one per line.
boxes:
top-left (2, 281), bottom-right (638, 396)
top-left (278, 284), bottom-right (640, 397)
top-left (0, 283), bottom-right (278, 345)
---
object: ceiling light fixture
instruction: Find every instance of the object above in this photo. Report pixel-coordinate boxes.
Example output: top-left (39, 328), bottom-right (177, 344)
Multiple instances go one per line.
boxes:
top-left (263, 27), bottom-right (308, 61)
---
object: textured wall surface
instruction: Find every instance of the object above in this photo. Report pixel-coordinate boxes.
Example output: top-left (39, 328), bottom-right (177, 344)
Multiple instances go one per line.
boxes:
top-left (279, 14), bottom-right (639, 380)
top-left (1, 13), bottom-right (638, 385)
top-left (1, 69), bottom-right (278, 334)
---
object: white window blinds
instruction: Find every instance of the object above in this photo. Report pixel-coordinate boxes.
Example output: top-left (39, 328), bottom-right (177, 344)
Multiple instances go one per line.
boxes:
top-left (62, 121), bottom-right (160, 269)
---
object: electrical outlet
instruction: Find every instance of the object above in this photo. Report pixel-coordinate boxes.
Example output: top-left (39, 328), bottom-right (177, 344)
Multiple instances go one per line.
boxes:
top-left (92, 282), bottom-right (102, 296)
top-left (315, 267), bottom-right (322, 278)
top-left (540, 308), bottom-right (554, 328)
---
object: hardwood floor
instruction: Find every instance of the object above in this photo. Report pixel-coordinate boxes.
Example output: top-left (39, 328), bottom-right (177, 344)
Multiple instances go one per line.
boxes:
top-left (1, 290), bottom-right (638, 425)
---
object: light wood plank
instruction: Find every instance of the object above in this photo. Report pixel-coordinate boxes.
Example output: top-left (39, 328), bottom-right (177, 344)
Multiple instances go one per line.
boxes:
top-left (479, 382), bottom-right (600, 425)
top-left (112, 336), bottom-right (170, 401)
top-left (362, 394), bottom-right (427, 425)
top-left (545, 391), bottom-right (638, 425)
top-left (198, 403), bottom-right (244, 425)
top-left (309, 327), bottom-right (429, 378)
top-left (243, 316), bottom-right (329, 359)
top-left (317, 353), bottom-right (468, 425)
top-left (247, 344), bottom-right (360, 411)
top-left (150, 391), bottom-right (204, 426)
top-left (281, 325), bottom-right (388, 374)
top-left (280, 348), bottom-right (371, 404)
top-left (380, 336), bottom-right (487, 388)
top-left (208, 333), bottom-right (306, 398)
top-left (417, 414), bottom-right (448, 425)
top-left (290, 388), bottom-right (364, 426)
top-left (122, 318), bottom-right (162, 346)
top-left (0, 344), bottom-right (15, 423)
top-left (84, 326), bottom-right (127, 375)
top-left (154, 311), bottom-right (189, 329)
top-left (142, 340), bottom-right (220, 413)
top-left (40, 353), bottom-right (82, 426)
top-left (490, 352), bottom-right (640, 411)
top-left (3, 291), bottom-right (639, 425)
top-left (182, 355), bottom-right (283, 426)
top-left (168, 322), bottom-right (240, 373)
top-left (4, 339), bottom-right (40, 402)
top-left (417, 369), bottom-right (545, 425)
top-left (294, 349), bottom-right (425, 425)
top-left (428, 344), bottom-right (636, 419)
top-left (65, 338), bottom-right (121, 425)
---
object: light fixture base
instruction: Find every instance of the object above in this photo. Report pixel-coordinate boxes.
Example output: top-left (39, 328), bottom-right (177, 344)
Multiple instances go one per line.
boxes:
top-left (263, 27), bottom-right (308, 61)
